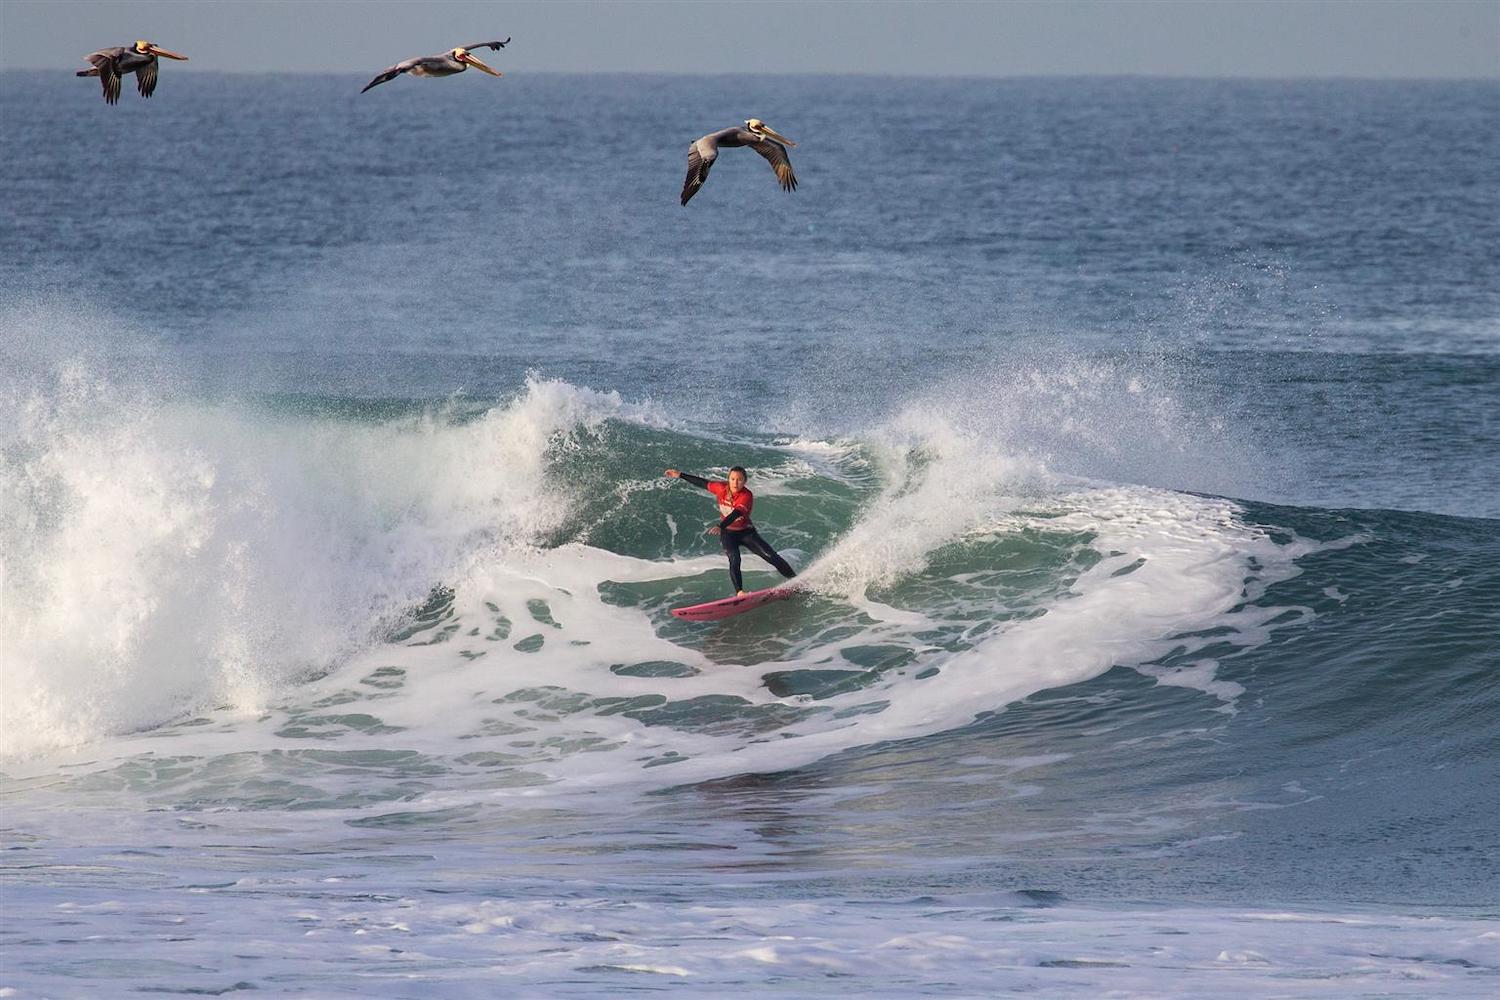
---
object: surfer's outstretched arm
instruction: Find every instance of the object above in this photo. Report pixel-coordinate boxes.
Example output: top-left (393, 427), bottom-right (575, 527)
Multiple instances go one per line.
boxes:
top-left (665, 469), bottom-right (711, 489)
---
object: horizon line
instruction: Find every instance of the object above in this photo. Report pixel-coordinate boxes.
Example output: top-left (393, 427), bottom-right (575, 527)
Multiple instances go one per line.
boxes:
top-left (4, 67), bottom-right (1498, 84)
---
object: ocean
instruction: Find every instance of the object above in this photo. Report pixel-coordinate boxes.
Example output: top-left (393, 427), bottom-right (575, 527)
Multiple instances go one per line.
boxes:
top-left (2, 71), bottom-right (1497, 997)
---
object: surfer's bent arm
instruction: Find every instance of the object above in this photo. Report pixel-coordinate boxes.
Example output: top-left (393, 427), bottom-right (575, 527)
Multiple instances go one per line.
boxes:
top-left (719, 506), bottom-right (750, 530)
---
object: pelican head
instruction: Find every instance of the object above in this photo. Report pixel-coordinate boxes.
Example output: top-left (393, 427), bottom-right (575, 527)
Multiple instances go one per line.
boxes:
top-left (745, 118), bottom-right (796, 147)
top-left (135, 40), bottom-right (189, 60)
top-left (454, 47), bottom-right (502, 77)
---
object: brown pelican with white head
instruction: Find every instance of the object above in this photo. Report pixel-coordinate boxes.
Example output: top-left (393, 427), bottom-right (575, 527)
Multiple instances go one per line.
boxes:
top-left (77, 40), bottom-right (188, 105)
top-left (360, 39), bottom-right (509, 94)
top-left (681, 119), bottom-right (798, 206)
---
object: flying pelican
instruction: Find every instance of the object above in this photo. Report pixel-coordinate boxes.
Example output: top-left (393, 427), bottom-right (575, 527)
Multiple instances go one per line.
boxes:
top-left (681, 119), bottom-right (798, 206)
top-left (77, 40), bottom-right (188, 105)
top-left (360, 40), bottom-right (509, 94)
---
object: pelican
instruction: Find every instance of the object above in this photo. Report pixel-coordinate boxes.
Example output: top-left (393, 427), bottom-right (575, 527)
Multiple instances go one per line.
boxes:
top-left (360, 40), bottom-right (509, 94)
top-left (77, 40), bottom-right (188, 105)
top-left (681, 119), bottom-right (798, 206)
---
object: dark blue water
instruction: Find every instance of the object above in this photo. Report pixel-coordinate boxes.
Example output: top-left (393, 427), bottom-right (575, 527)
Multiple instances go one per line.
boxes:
top-left (6, 73), bottom-right (1497, 514)
top-left (2, 72), bottom-right (1497, 997)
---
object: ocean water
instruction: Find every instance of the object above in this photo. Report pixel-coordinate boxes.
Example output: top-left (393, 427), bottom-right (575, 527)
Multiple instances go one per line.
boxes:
top-left (2, 71), bottom-right (1498, 997)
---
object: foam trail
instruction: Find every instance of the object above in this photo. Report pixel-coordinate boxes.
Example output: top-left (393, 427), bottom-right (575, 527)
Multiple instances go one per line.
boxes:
top-left (505, 489), bottom-right (1310, 793)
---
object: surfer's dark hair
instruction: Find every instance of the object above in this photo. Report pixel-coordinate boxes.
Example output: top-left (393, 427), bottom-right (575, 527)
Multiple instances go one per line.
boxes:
top-left (729, 466), bottom-right (748, 479)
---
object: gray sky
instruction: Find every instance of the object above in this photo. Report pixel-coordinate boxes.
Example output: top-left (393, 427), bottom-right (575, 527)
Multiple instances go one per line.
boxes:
top-left (2, 0), bottom-right (1497, 78)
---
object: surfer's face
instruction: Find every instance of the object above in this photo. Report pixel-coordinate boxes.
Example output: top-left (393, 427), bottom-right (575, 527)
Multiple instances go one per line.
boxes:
top-left (728, 470), bottom-right (746, 494)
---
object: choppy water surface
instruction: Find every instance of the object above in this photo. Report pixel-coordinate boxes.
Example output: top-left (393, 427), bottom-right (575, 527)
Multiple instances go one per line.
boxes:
top-left (2, 73), bottom-right (1497, 996)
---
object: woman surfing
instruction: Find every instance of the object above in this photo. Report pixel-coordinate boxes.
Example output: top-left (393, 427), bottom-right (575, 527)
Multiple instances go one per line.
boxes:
top-left (665, 466), bottom-right (797, 596)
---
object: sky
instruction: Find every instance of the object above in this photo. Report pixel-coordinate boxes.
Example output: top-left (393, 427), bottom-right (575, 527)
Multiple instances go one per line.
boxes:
top-left (1, 0), bottom-right (1497, 78)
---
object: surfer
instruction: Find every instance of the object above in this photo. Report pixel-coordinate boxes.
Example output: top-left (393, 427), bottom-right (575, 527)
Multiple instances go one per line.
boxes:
top-left (665, 466), bottom-right (797, 595)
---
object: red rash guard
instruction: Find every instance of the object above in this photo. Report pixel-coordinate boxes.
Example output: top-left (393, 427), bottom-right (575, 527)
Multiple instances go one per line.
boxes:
top-left (707, 481), bottom-right (754, 530)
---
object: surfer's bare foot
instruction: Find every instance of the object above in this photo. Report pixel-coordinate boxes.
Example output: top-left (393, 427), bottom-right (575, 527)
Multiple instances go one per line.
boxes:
top-left (737, 590), bottom-right (747, 596)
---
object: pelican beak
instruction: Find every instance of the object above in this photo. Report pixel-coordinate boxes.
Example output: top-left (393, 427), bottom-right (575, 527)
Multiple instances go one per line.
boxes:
top-left (759, 125), bottom-right (796, 147)
top-left (147, 45), bottom-right (189, 61)
top-left (462, 53), bottom-right (502, 77)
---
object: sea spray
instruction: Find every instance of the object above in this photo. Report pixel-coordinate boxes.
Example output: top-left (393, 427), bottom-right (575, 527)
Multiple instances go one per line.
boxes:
top-left (0, 360), bottom-right (648, 757)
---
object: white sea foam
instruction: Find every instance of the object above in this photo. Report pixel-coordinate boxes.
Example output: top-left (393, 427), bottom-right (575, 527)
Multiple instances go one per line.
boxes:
top-left (0, 357), bottom-right (638, 757)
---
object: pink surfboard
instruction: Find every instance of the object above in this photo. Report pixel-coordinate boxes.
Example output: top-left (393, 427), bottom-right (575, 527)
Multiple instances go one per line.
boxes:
top-left (670, 585), bottom-right (797, 622)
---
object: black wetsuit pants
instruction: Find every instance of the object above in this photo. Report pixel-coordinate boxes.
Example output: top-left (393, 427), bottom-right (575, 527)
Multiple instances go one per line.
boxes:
top-left (721, 528), bottom-right (797, 593)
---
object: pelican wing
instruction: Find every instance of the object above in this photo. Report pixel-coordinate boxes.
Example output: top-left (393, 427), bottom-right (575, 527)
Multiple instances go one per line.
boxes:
top-left (137, 58), bottom-right (158, 99)
top-left (361, 57), bottom-right (421, 93)
top-left (83, 50), bottom-right (124, 104)
top-left (461, 38), bottom-right (510, 51)
top-left (681, 143), bottom-right (717, 206)
top-left (750, 138), bottom-right (798, 192)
